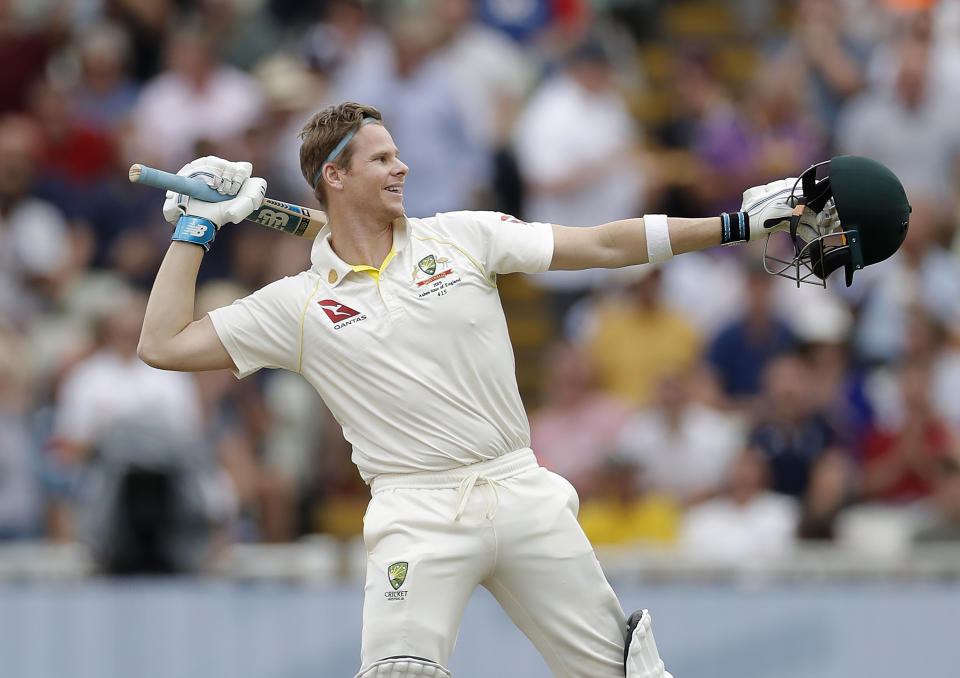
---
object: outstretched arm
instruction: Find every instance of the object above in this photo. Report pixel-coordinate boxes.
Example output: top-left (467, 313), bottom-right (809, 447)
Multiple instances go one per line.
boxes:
top-left (550, 179), bottom-right (813, 271)
top-left (550, 216), bottom-right (721, 270)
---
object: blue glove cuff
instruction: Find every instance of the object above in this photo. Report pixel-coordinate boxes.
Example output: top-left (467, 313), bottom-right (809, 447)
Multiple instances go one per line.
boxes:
top-left (172, 215), bottom-right (217, 251)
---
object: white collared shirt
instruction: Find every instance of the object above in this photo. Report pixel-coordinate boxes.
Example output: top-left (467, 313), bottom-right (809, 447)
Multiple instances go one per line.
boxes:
top-left (209, 211), bottom-right (554, 482)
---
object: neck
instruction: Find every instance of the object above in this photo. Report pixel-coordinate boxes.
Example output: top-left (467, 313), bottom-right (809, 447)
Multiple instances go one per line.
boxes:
top-left (327, 210), bottom-right (397, 268)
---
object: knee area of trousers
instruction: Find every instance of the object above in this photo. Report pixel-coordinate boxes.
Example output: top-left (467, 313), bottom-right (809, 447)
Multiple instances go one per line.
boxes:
top-left (354, 656), bottom-right (452, 678)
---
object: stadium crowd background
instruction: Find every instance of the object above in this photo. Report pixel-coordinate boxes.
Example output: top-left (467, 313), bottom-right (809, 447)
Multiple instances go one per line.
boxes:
top-left (1, 0), bottom-right (960, 575)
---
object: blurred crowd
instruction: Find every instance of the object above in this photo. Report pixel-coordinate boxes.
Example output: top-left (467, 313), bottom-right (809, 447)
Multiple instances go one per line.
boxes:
top-left (1, 0), bottom-right (960, 573)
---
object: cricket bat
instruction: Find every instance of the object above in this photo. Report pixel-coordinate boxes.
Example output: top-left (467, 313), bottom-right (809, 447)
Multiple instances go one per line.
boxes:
top-left (128, 164), bottom-right (327, 239)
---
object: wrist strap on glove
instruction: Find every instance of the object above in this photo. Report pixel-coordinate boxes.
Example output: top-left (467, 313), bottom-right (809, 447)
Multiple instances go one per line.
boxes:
top-left (172, 215), bottom-right (217, 251)
top-left (720, 211), bottom-right (750, 246)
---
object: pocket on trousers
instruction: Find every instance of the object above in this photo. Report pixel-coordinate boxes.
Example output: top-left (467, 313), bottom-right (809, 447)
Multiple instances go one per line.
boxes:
top-left (541, 468), bottom-right (580, 516)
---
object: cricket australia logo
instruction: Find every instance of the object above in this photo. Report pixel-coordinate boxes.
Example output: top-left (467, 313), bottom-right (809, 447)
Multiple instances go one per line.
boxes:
top-left (418, 254), bottom-right (437, 276)
top-left (385, 561), bottom-right (408, 601)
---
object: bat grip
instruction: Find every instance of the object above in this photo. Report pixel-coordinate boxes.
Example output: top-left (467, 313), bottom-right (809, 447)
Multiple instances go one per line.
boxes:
top-left (130, 165), bottom-right (231, 203)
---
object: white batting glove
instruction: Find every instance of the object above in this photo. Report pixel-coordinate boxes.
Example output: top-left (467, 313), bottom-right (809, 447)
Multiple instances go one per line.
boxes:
top-left (185, 177), bottom-right (266, 226)
top-left (169, 177), bottom-right (266, 250)
top-left (162, 156), bottom-right (254, 225)
top-left (740, 178), bottom-right (819, 241)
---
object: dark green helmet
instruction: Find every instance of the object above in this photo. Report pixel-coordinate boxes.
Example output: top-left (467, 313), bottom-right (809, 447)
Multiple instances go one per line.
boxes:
top-left (763, 155), bottom-right (912, 287)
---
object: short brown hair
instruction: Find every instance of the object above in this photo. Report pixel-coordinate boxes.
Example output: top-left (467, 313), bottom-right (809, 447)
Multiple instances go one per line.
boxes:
top-left (299, 102), bottom-right (383, 206)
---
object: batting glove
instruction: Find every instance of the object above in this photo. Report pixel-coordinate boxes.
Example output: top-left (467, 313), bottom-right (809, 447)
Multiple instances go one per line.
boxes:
top-left (169, 176), bottom-right (267, 250)
top-left (740, 178), bottom-right (819, 241)
top-left (162, 156), bottom-right (254, 225)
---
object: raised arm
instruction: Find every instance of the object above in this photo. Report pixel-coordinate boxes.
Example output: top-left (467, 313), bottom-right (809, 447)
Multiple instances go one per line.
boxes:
top-left (138, 157), bottom-right (266, 372)
top-left (138, 242), bottom-right (235, 371)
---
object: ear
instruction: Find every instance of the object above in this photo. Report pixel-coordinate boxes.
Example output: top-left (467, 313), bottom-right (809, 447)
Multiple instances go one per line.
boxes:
top-left (321, 163), bottom-right (344, 193)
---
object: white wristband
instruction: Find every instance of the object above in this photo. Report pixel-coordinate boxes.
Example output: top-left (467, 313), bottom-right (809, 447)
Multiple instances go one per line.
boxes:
top-left (644, 214), bottom-right (673, 263)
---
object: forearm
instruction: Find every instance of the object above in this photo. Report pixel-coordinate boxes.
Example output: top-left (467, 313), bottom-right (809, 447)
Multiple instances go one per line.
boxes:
top-left (550, 216), bottom-right (722, 270)
top-left (138, 242), bottom-right (210, 369)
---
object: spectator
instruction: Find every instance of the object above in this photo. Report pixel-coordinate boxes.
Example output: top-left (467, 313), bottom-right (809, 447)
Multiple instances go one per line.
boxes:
top-left (913, 457), bottom-right (960, 542)
top-left (129, 23), bottom-right (265, 169)
top-left (69, 21), bottom-right (140, 133)
top-left (0, 114), bottom-right (73, 326)
top-left (768, 0), bottom-right (869, 140)
top-left (0, 329), bottom-right (41, 539)
top-left (334, 7), bottom-right (489, 217)
top-left (748, 353), bottom-right (853, 536)
top-left (705, 262), bottom-right (796, 410)
top-left (860, 358), bottom-right (956, 504)
top-left (853, 192), bottom-right (960, 365)
top-left (434, 0), bottom-right (536, 214)
top-left (836, 31), bottom-right (960, 210)
top-left (616, 370), bottom-right (745, 507)
top-left (581, 265), bottom-right (702, 408)
top-left (680, 447), bottom-right (800, 566)
top-left (529, 342), bottom-right (631, 494)
top-left (49, 289), bottom-right (224, 539)
top-left (577, 457), bottom-right (680, 547)
top-left (512, 36), bottom-right (645, 316)
top-left (434, 0), bottom-right (535, 153)
top-left (0, 0), bottom-right (67, 114)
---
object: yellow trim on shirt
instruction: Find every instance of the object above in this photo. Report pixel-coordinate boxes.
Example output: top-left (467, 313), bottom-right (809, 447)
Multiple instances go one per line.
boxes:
top-left (352, 247), bottom-right (397, 286)
top-left (298, 276), bottom-right (323, 374)
top-left (412, 235), bottom-right (496, 287)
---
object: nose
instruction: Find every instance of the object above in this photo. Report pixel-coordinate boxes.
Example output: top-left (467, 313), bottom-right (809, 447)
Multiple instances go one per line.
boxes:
top-left (394, 159), bottom-right (409, 176)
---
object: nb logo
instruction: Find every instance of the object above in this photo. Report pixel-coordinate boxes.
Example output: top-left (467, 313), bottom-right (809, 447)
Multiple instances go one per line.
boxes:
top-left (255, 208), bottom-right (289, 228)
top-left (182, 223), bottom-right (208, 238)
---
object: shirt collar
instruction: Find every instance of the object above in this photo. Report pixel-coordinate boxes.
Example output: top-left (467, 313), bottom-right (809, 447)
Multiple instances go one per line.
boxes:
top-left (310, 217), bottom-right (411, 288)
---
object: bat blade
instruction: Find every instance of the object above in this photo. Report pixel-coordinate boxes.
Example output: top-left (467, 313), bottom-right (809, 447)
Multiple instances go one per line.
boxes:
top-left (128, 164), bottom-right (327, 239)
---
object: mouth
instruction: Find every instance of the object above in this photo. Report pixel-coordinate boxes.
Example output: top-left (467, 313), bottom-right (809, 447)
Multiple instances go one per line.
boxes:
top-left (385, 185), bottom-right (403, 196)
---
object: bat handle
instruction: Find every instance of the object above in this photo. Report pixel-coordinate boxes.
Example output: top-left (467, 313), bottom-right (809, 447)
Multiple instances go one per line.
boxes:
top-left (128, 164), bottom-right (231, 203)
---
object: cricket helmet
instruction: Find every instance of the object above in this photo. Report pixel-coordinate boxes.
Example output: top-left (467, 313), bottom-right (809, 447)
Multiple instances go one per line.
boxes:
top-left (763, 155), bottom-right (912, 287)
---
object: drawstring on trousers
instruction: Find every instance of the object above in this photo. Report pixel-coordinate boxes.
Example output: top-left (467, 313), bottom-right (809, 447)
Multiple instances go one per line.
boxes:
top-left (454, 473), bottom-right (500, 521)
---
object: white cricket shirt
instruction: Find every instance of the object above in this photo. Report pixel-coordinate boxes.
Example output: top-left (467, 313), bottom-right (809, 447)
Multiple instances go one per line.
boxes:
top-left (208, 211), bottom-right (554, 482)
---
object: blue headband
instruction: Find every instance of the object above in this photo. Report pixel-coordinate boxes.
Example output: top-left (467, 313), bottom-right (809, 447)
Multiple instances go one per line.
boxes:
top-left (312, 117), bottom-right (378, 188)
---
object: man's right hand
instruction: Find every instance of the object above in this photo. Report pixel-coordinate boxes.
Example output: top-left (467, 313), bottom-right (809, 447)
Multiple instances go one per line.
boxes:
top-left (162, 156), bottom-right (266, 229)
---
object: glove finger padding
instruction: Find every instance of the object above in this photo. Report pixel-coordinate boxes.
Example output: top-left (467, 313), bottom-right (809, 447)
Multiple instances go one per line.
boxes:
top-left (180, 156), bottom-right (252, 195)
top-left (222, 177), bottom-right (266, 224)
top-left (186, 176), bottom-right (266, 228)
top-left (162, 189), bottom-right (184, 224)
top-left (741, 178), bottom-right (804, 237)
top-left (161, 157), bottom-right (256, 225)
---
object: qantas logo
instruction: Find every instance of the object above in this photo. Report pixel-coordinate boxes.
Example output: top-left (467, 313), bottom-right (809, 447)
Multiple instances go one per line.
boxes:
top-left (500, 214), bottom-right (528, 225)
top-left (317, 299), bottom-right (361, 324)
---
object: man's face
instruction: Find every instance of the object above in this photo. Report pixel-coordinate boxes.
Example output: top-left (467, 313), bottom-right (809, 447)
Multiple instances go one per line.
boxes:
top-left (340, 124), bottom-right (408, 221)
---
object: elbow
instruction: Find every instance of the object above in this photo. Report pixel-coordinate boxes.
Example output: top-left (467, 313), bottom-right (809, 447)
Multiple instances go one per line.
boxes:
top-left (137, 338), bottom-right (165, 369)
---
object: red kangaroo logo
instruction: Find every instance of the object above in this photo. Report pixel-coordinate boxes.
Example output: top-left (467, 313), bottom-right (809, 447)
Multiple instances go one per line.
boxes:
top-left (318, 299), bottom-right (360, 323)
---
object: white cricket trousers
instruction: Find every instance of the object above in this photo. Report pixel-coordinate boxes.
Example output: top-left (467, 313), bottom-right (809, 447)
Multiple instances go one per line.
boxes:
top-left (360, 448), bottom-right (627, 677)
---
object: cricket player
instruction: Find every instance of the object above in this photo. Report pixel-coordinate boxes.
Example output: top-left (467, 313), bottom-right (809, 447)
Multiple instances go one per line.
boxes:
top-left (138, 102), bottom-right (909, 677)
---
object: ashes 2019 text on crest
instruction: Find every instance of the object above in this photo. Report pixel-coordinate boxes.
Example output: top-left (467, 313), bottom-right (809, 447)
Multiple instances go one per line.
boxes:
top-left (128, 163), bottom-right (329, 239)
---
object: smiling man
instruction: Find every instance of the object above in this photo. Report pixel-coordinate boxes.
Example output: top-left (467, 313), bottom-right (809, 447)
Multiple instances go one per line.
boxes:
top-left (137, 101), bottom-right (906, 678)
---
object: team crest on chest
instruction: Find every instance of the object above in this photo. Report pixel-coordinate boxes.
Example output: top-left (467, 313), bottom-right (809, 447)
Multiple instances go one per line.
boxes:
top-left (411, 252), bottom-right (461, 298)
top-left (417, 254), bottom-right (437, 276)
